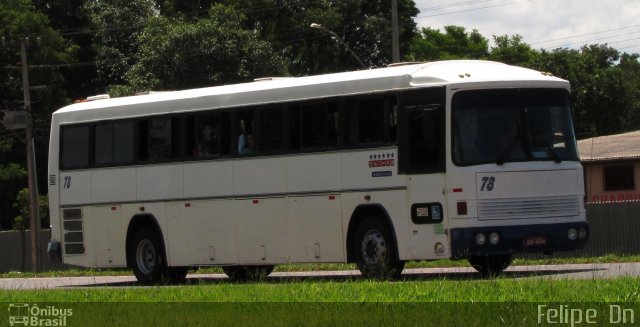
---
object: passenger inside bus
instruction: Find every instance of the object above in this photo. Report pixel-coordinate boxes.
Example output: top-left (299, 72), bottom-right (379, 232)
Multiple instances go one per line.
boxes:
top-left (238, 133), bottom-right (255, 155)
top-left (195, 124), bottom-right (218, 157)
top-left (237, 117), bottom-right (255, 155)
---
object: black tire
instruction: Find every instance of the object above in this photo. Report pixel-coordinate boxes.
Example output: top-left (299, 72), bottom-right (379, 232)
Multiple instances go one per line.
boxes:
top-left (353, 217), bottom-right (404, 279)
top-left (468, 254), bottom-right (512, 276)
top-left (167, 267), bottom-right (189, 284)
top-left (223, 265), bottom-right (275, 282)
top-left (129, 226), bottom-right (167, 285)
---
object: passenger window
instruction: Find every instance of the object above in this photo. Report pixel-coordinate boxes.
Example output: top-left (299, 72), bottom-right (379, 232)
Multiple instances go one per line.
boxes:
top-left (399, 87), bottom-right (446, 174)
top-left (358, 98), bottom-right (386, 144)
top-left (327, 102), bottom-right (340, 148)
top-left (61, 126), bottom-right (90, 169)
top-left (408, 106), bottom-right (442, 172)
top-left (300, 104), bottom-right (326, 149)
top-left (259, 108), bottom-right (283, 152)
top-left (95, 121), bottom-right (135, 165)
top-left (148, 118), bottom-right (171, 161)
top-left (189, 112), bottom-right (230, 158)
top-left (236, 110), bottom-right (255, 155)
top-left (138, 117), bottom-right (180, 162)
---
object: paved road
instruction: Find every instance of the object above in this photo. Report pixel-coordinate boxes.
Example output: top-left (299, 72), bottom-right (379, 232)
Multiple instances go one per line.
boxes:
top-left (1, 263), bottom-right (639, 290)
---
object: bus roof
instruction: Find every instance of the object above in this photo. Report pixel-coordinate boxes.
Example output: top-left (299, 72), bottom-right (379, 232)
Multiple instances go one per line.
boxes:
top-left (53, 60), bottom-right (568, 123)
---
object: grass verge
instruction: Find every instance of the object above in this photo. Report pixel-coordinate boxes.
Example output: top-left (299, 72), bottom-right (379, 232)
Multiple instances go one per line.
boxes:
top-left (1, 253), bottom-right (638, 279)
top-left (1, 276), bottom-right (638, 326)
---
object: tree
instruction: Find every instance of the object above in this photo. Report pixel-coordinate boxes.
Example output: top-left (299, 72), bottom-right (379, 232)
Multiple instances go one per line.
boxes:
top-left (0, 0), bottom-right (75, 230)
top-left (85, 0), bottom-right (156, 88)
top-left (489, 34), bottom-right (534, 66)
top-left (122, 4), bottom-right (287, 93)
top-left (154, 0), bottom-right (217, 19)
top-left (221, 0), bottom-right (419, 74)
top-left (12, 188), bottom-right (49, 231)
top-left (33, 0), bottom-right (102, 100)
top-left (528, 44), bottom-right (640, 138)
top-left (406, 25), bottom-right (489, 61)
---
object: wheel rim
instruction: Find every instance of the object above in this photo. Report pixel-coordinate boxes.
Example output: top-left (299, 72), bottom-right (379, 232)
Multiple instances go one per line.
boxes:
top-left (136, 239), bottom-right (156, 275)
top-left (360, 230), bottom-right (387, 266)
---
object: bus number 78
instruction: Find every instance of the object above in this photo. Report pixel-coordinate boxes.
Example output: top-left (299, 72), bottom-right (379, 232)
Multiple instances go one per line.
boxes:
top-left (480, 176), bottom-right (495, 191)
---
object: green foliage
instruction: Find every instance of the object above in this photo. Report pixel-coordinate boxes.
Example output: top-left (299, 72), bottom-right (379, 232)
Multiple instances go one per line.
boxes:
top-left (528, 44), bottom-right (640, 137)
top-left (0, 163), bottom-right (26, 181)
top-left (222, 0), bottom-right (418, 74)
top-left (1, 277), bottom-right (639, 302)
top-left (12, 188), bottom-right (49, 231)
top-left (124, 4), bottom-right (287, 92)
top-left (0, 0), bottom-right (73, 230)
top-left (407, 26), bottom-right (489, 61)
top-left (85, 0), bottom-right (156, 87)
top-left (0, 0), bottom-right (76, 109)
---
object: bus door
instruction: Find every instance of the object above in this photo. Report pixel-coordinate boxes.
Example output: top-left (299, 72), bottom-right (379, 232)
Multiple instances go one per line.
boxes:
top-left (399, 88), bottom-right (448, 260)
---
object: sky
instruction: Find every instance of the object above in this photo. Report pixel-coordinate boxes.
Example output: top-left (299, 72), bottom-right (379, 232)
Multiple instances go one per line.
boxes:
top-left (412, 0), bottom-right (640, 55)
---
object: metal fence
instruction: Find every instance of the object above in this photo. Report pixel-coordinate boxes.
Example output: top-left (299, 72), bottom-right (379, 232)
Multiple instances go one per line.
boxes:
top-left (0, 229), bottom-right (70, 273)
top-left (0, 202), bottom-right (639, 272)
top-left (578, 201), bottom-right (640, 256)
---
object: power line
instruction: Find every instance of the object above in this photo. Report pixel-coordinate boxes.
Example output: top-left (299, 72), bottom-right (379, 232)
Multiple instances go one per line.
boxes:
top-left (543, 33), bottom-right (640, 50)
top-left (416, 0), bottom-right (533, 19)
top-left (531, 24), bottom-right (640, 45)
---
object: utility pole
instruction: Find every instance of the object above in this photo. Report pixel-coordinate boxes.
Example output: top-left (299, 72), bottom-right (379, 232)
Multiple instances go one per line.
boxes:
top-left (20, 38), bottom-right (41, 273)
top-left (391, 0), bottom-right (400, 63)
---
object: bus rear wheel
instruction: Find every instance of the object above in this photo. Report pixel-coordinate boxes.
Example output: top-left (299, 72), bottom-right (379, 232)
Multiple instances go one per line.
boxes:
top-left (129, 226), bottom-right (167, 285)
top-left (223, 265), bottom-right (275, 281)
top-left (468, 254), bottom-right (512, 276)
top-left (353, 217), bottom-right (404, 279)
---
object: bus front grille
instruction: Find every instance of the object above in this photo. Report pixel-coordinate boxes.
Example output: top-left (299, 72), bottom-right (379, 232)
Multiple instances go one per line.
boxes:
top-left (477, 196), bottom-right (579, 220)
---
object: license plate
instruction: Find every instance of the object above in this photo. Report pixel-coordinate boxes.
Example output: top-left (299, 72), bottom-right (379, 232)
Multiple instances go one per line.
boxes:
top-left (524, 235), bottom-right (547, 247)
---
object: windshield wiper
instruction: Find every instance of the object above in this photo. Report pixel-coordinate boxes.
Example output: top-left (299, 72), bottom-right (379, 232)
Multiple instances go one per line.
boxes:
top-left (547, 147), bottom-right (562, 163)
top-left (496, 139), bottom-right (520, 166)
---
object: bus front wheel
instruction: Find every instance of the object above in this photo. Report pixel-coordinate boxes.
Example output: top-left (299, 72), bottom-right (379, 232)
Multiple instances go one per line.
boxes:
top-left (129, 226), bottom-right (167, 285)
top-left (468, 254), bottom-right (512, 276)
top-left (353, 217), bottom-right (404, 279)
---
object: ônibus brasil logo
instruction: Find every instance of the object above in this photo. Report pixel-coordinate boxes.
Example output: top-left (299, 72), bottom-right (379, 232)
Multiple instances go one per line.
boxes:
top-left (8, 303), bottom-right (73, 326)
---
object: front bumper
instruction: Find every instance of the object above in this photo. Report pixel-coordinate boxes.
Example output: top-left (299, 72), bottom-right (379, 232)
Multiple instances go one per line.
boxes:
top-left (450, 222), bottom-right (589, 259)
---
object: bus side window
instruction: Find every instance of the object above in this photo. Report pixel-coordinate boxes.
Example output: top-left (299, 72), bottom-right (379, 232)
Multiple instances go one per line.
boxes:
top-left (61, 125), bottom-right (90, 169)
top-left (343, 99), bottom-right (358, 146)
top-left (138, 117), bottom-right (180, 162)
top-left (408, 106), bottom-right (443, 172)
top-left (258, 107), bottom-right (283, 152)
top-left (398, 87), bottom-right (446, 174)
top-left (190, 113), bottom-right (223, 158)
top-left (327, 102), bottom-right (340, 148)
top-left (236, 110), bottom-right (255, 155)
top-left (300, 104), bottom-right (326, 149)
top-left (358, 98), bottom-right (386, 144)
top-left (95, 121), bottom-right (135, 165)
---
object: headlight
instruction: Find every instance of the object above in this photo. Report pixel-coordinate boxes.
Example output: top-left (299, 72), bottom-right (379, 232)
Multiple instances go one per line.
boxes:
top-left (568, 228), bottom-right (578, 241)
top-left (475, 233), bottom-right (486, 245)
top-left (489, 232), bottom-right (500, 245)
top-left (578, 227), bottom-right (587, 240)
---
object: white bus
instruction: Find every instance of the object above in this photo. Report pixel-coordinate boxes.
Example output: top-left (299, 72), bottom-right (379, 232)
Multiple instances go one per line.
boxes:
top-left (47, 60), bottom-right (588, 283)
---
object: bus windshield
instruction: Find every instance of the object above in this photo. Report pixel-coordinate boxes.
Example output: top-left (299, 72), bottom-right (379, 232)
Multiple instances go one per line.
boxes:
top-left (452, 88), bottom-right (579, 166)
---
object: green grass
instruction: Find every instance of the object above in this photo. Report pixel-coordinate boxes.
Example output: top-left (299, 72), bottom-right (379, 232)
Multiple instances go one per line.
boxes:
top-left (1, 253), bottom-right (638, 279)
top-left (2, 274), bottom-right (638, 326)
top-left (2, 277), bottom-right (639, 302)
